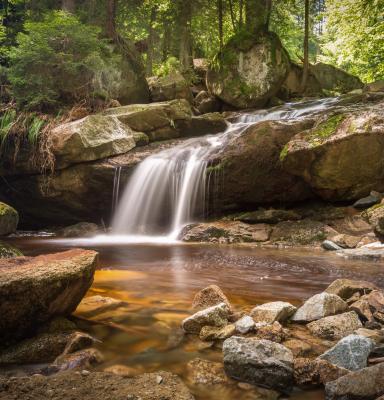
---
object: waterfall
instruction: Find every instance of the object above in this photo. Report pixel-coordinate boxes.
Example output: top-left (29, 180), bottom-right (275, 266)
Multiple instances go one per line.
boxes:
top-left (112, 166), bottom-right (122, 214)
top-left (111, 98), bottom-right (339, 241)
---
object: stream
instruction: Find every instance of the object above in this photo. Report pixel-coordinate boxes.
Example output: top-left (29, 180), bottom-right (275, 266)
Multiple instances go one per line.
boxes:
top-left (5, 236), bottom-right (384, 400)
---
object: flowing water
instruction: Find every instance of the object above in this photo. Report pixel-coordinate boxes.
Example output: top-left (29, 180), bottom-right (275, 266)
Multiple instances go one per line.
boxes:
top-left (111, 97), bottom-right (340, 242)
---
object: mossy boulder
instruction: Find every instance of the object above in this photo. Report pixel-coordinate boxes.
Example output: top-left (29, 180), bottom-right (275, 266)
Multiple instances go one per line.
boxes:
top-left (103, 99), bottom-right (193, 142)
top-left (147, 72), bottom-right (193, 103)
top-left (362, 204), bottom-right (384, 237)
top-left (0, 241), bottom-right (22, 258)
top-left (281, 101), bottom-right (384, 201)
top-left (0, 202), bottom-right (19, 236)
top-left (212, 119), bottom-right (314, 210)
top-left (51, 114), bottom-right (137, 169)
top-left (0, 249), bottom-right (98, 342)
top-left (207, 32), bottom-right (290, 109)
top-left (310, 63), bottom-right (363, 94)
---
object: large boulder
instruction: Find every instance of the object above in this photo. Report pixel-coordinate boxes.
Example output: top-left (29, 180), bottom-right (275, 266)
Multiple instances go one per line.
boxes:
top-left (318, 334), bottom-right (375, 371)
top-left (147, 72), bottom-right (193, 103)
top-left (0, 249), bottom-right (98, 342)
top-left (103, 99), bottom-right (193, 142)
top-left (292, 293), bottom-right (347, 322)
top-left (310, 63), bottom-right (363, 94)
top-left (50, 114), bottom-right (137, 169)
top-left (363, 204), bottom-right (384, 236)
top-left (281, 101), bottom-right (384, 201)
top-left (212, 119), bottom-right (314, 210)
top-left (0, 202), bottom-right (18, 236)
top-left (325, 363), bottom-right (384, 400)
top-left (207, 32), bottom-right (290, 109)
top-left (223, 336), bottom-right (294, 393)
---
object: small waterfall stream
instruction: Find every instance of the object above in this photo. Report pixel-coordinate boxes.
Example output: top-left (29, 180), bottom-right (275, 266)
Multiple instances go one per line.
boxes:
top-left (111, 98), bottom-right (339, 242)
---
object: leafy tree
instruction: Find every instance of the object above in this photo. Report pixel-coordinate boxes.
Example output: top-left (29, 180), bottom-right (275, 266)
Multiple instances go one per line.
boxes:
top-left (320, 0), bottom-right (384, 82)
top-left (8, 11), bottom-right (120, 110)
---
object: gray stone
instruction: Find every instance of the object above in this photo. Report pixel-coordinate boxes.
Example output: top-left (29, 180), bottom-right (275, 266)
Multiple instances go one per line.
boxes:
top-left (57, 222), bottom-right (99, 238)
top-left (235, 316), bottom-right (255, 334)
top-left (292, 293), bottom-right (347, 322)
top-left (318, 334), bottom-right (375, 371)
top-left (307, 311), bottom-right (363, 340)
top-left (223, 336), bottom-right (294, 393)
top-left (322, 240), bottom-right (343, 251)
top-left (353, 193), bottom-right (382, 209)
top-left (325, 363), bottom-right (384, 400)
top-left (325, 279), bottom-right (378, 300)
top-left (192, 285), bottom-right (231, 310)
top-left (181, 302), bottom-right (230, 334)
top-left (251, 301), bottom-right (297, 324)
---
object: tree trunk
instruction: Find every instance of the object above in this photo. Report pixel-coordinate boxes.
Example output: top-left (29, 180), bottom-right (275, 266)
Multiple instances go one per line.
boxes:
top-left (218, 0), bottom-right (224, 51)
top-left (106, 0), bottom-right (117, 39)
top-left (228, 0), bottom-right (237, 32)
top-left (146, 6), bottom-right (157, 76)
top-left (178, 0), bottom-right (193, 70)
top-left (301, 0), bottom-right (310, 92)
top-left (265, 0), bottom-right (273, 31)
top-left (62, 0), bottom-right (75, 13)
top-left (245, 0), bottom-right (269, 33)
top-left (239, 0), bottom-right (244, 28)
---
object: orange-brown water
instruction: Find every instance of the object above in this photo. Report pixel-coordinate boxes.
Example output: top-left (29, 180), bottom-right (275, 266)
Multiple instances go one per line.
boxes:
top-left (7, 237), bottom-right (384, 399)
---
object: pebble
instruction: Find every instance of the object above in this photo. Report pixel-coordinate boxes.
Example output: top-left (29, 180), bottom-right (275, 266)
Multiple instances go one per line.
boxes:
top-left (81, 370), bottom-right (90, 376)
top-left (156, 375), bottom-right (163, 384)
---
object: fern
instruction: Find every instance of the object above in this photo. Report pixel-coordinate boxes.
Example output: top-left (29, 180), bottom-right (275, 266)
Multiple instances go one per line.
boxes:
top-left (27, 116), bottom-right (45, 144)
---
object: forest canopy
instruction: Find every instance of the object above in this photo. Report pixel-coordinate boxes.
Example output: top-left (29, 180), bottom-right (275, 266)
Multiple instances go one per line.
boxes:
top-left (0, 0), bottom-right (383, 112)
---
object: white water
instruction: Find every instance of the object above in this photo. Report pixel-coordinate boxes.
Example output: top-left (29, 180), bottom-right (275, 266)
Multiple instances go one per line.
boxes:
top-left (106, 97), bottom-right (340, 244)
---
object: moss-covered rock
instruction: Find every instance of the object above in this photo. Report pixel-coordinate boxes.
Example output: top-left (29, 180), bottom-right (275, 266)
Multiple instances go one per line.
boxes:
top-left (0, 241), bottom-right (22, 258)
top-left (207, 32), bottom-right (290, 109)
top-left (363, 203), bottom-right (384, 237)
top-left (51, 114), bottom-right (137, 169)
top-left (281, 101), bottom-right (384, 201)
top-left (310, 63), bottom-right (363, 94)
top-left (147, 72), bottom-right (193, 103)
top-left (0, 202), bottom-right (19, 236)
top-left (235, 209), bottom-right (301, 224)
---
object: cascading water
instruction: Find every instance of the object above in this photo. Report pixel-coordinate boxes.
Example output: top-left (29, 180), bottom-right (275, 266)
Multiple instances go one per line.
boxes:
top-left (111, 97), bottom-right (340, 242)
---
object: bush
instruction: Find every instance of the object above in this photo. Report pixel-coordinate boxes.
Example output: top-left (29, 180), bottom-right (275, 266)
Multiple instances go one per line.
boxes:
top-left (8, 11), bottom-right (120, 111)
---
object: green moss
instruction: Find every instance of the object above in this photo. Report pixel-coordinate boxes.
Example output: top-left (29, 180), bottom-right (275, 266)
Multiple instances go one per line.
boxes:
top-left (306, 114), bottom-right (347, 148)
top-left (0, 202), bottom-right (17, 217)
top-left (0, 242), bottom-right (23, 258)
top-left (279, 143), bottom-right (290, 161)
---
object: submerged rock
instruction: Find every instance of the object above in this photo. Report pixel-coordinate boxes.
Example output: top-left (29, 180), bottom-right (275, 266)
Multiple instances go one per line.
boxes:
top-left (207, 32), bottom-right (290, 109)
top-left (0, 331), bottom-right (95, 364)
top-left (318, 334), bottom-right (375, 371)
top-left (48, 348), bottom-right (104, 373)
top-left (57, 222), bottom-right (100, 238)
top-left (182, 302), bottom-right (231, 334)
top-left (0, 249), bottom-right (98, 342)
top-left (0, 202), bottom-right (18, 236)
top-left (292, 293), bottom-right (347, 322)
top-left (76, 295), bottom-right (127, 318)
top-left (223, 336), bottom-right (294, 393)
top-left (325, 363), bottom-right (384, 400)
top-left (307, 311), bottom-right (362, 340)
top-left (199, 324), bottom-right (236, 341)
top-left (186, 358), bottom-right (228, 385)
top-left (192, 285), bottom-right (231, 311)
top-left (294, 358), bottom-right (348, 386)
top-left (251, 301), bottom-right (296, 324)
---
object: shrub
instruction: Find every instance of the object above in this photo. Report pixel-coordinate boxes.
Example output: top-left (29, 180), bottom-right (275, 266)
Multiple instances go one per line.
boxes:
top-left (8, 11), bottom-right (120, 111)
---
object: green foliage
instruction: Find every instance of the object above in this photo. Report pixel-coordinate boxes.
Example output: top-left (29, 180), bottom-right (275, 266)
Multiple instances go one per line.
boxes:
top-left (320, 0), bottom-right (384, 82)
top-left (154, 56), bottom-right (181, 76)
top-left (27, 116), bottom-right (45, 144)
top-left (7, 11), bottom-right (120, 111)
top-left (0, 109), bottom-right (16, 151)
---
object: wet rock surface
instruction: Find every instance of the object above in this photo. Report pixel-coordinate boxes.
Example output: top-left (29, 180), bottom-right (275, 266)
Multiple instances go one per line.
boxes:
top-left (251, 301), bottom-right (296, 324)
top-left (0, 249), bottom-right (98, 341)
top-left (0, 202), bottom-right (18, 236)
top-left (223, 336), bottom-right (294, 393)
